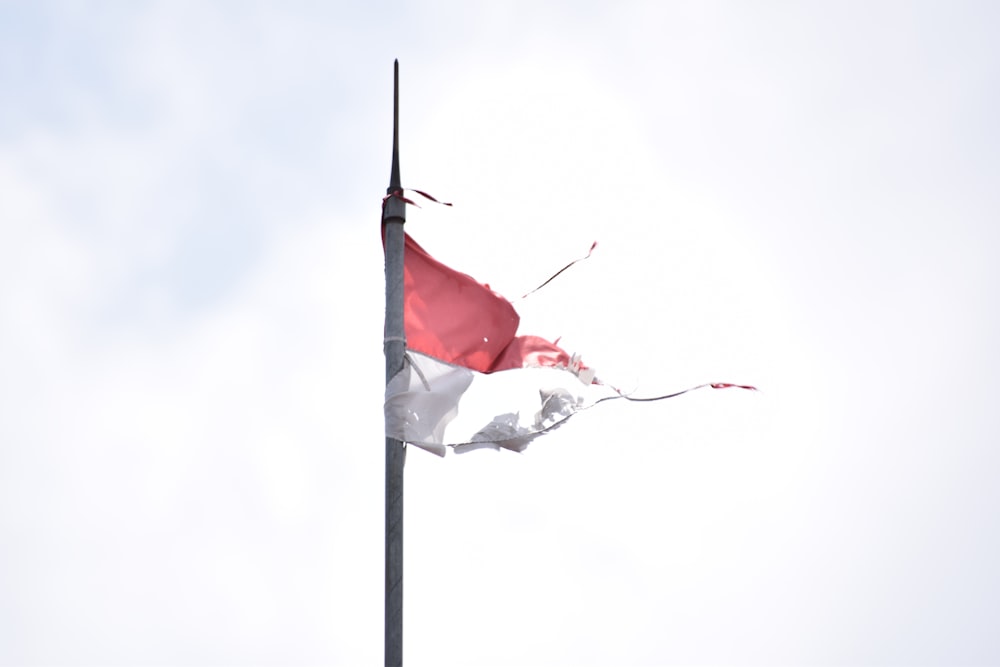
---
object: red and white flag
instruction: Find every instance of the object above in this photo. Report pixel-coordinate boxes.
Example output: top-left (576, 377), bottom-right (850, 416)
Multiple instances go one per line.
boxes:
top-left (384, 233), bottom-right (601, 455)
top-left (384, 231), bottom-right (756, 456)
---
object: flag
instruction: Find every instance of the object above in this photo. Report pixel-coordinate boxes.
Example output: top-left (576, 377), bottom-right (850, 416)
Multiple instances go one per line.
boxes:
top-left (383, 227), bottom-right (756, 456)
top-left (384, 233), bottom-right (598, 456)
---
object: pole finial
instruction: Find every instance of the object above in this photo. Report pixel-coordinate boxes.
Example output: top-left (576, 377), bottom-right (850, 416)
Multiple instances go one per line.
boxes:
top-left (383, 60), bottom-right (405, 222)
top-left (390, 60), bottom-right (400, 189)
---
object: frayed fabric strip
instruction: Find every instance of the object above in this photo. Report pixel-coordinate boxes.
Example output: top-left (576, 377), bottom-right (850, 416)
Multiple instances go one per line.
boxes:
top-left (386, 351), bottom-right (757, 456)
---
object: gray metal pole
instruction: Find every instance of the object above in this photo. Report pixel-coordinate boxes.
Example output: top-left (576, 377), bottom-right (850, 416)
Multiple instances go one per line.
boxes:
top-left (383, 59), bottom-right (406, 667)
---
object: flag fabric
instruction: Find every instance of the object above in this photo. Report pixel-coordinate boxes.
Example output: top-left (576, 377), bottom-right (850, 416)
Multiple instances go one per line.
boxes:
top-left (383, 227), bottom-right (756, 456)
top-left (396, 233), bottom-right (594, 379)
top-left (384, 233), bottom-right (598, 456)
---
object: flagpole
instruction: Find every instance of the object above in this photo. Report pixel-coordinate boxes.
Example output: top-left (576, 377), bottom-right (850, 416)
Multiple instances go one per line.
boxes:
top-left (382, 59), bottom-right (406, 667)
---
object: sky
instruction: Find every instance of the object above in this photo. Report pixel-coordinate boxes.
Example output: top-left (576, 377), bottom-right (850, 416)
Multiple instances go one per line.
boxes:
top-left (2, 1), bottom-right (999, 665)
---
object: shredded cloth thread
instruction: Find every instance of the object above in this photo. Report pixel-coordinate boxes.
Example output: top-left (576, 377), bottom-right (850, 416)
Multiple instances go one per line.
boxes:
top-left (439, 381), bottom-right (759, 451)
top-left (520, 241), bottom-right (598, 300)
top-left (383, 188), bottom-right (453, 209)
top-left (597, 381), bottom-right (758, 403)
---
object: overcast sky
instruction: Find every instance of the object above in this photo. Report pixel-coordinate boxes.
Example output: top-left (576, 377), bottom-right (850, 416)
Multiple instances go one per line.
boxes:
top-left (2, 2), bottom-right (999, 665)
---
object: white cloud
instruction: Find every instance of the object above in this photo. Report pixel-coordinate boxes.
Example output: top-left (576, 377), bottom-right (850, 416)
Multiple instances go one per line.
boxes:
top-left (2, 1), bottom-right (999, 664)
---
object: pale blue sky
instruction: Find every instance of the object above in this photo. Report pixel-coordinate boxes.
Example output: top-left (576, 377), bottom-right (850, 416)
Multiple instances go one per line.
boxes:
top-left (2, 2), bottom-right (999, 665)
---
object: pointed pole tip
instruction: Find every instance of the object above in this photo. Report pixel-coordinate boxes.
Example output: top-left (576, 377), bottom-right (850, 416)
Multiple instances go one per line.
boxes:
top-left (384, 58), bottom-right (404, 219)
